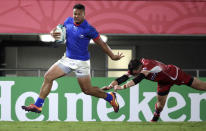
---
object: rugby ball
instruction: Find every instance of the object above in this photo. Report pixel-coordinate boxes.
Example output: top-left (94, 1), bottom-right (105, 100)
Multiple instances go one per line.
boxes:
top-left (55, 24), bottom-right (66, 44)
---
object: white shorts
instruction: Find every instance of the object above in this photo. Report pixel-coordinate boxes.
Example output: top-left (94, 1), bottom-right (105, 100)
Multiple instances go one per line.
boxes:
top-left (56, 56), bottom-right (90, 77)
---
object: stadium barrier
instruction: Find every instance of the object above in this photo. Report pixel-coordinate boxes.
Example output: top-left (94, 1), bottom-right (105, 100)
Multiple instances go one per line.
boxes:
top-left (1, 68), bottom-right (206, 77)
top-left (0, 77), bottom-right (205, 121)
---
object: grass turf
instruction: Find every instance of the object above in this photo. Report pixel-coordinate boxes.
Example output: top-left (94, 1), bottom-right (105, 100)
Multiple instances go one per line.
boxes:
top-left (0, 121), bottom-right (205, 131)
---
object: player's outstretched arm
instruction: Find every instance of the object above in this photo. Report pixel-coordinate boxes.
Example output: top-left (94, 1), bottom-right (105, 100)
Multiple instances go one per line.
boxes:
top-left (101, 80), bottom-right (118, 90)
top-left (114, 71), bottom-right (148, 91)
top-left (94, 37), bottom-right (124, 60)
top-left (114, 80), bottom-right (135, 91)
top-left (102, 73), bottom-right (130, 91)
top-left (101, 73), bottom-right (129, 90)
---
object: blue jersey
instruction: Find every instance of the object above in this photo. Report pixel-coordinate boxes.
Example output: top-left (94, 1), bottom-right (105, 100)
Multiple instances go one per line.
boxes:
top-left (63, 17), bottom-right (99, 61)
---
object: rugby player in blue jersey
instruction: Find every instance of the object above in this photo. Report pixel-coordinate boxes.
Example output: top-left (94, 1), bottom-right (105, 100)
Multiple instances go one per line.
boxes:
top-left (22, 4), bottom-right (124, 113)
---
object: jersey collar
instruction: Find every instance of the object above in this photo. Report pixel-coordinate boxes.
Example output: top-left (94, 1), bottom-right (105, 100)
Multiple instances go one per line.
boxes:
top-left (73, 19), bottom-right (85, 27)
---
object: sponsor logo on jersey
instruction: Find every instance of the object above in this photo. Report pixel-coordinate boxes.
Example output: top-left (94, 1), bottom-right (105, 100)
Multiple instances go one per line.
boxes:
top-left (79, 34), bottom-right (84, 38)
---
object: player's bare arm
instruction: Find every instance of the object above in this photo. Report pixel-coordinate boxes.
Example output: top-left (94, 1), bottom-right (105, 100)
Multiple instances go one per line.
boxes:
top-left (114, 70), bottom-right (150, 91)
top-left (101, 73), bottom-right (129, 90)
top-left (101, 80), bottom-right (118, 90)
top-left (94, 38), bottom-right (124, 60)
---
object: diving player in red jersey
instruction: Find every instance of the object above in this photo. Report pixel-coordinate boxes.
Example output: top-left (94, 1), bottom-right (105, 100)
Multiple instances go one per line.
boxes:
top-left (102, 58), bottom-right (206, 122)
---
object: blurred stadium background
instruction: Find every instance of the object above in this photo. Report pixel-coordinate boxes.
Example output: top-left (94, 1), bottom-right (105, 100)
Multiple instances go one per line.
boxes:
top-left (0, 0), bottom-right (206, 130)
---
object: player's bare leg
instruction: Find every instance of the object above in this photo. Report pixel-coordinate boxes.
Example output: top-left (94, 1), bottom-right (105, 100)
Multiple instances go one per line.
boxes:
top-left (151, 94), bottom-right (168, 122)
top-left (190, 77), bottom-right (206, 91)
top-left (22, 64), bottom-right (66, 113)
top-left (39, 64), bottom-right (66, 99)
top-left (77, 75), bottom-right (106, 98)
top-left (77, 76), bottom-right (119, 112)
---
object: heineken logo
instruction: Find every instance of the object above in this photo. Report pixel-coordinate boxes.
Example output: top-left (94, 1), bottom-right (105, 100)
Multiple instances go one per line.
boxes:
top-left (0, 77), bottom-right (205, 121)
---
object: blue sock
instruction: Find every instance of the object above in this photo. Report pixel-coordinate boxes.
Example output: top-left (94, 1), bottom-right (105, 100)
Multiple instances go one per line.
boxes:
top-left (105, 93), bottom-right (113, 102)
top-left (34, 97), bottom-right (44, 107)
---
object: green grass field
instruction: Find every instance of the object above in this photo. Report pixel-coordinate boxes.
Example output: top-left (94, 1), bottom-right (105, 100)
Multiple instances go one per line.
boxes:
top-left (0, 121), bottom-right (205, 131)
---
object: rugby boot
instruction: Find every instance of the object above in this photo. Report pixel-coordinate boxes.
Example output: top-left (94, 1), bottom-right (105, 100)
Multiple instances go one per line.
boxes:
top-left (22, 104), bottom-right (42, 113)
top-left (109, 92), bottom-right (119, 113)
top-left (151, 112), bottom-right (160, 122)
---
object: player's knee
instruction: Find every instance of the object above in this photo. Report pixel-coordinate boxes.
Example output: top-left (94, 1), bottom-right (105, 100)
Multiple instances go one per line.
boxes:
top-left (200, 82), bottom-right (206, 90)
top-left (44, 73), bottom-right (53, 82)
top-left (191, 78), bottom-right (206, 91)
top-left (82, 88), bottom-right (92, 95)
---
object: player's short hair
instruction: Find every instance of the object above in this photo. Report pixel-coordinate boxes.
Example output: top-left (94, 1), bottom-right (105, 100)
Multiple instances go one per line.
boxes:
top-left (73, 4), bottom-right (85, 11)
top-left (128, 58), bottom-right (142, 75)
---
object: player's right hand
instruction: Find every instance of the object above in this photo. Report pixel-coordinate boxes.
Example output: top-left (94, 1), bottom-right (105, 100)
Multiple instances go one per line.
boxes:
top-left (114, 85), bottom-right (123, 91)
top-left (50, 28), bottom-right (61, 40)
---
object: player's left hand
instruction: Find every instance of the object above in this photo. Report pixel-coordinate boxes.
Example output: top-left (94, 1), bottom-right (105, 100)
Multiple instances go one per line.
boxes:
top-left (111, 52), bottom-right (124, 60)
top-left (101, 85), bottom-right (113, 90)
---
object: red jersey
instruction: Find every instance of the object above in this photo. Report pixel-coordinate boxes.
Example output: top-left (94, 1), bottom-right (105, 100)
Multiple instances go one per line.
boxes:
top-left (140, 58), bottom-right (179, 84)
top-left (128, 58), bottom-right (193, 95)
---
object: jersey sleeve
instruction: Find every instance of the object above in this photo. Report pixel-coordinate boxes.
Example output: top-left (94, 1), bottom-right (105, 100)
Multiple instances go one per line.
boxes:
top-left (141, 59), bottom-right (154, 71)
top-left (87, 26), bottom-right (100, 40)
top-left (141, 59), bottom-right (162, 73)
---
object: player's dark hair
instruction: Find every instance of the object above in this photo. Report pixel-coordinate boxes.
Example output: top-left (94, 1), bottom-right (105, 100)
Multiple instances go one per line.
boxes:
top-left (73, 4), bottom-right (85, 11)
top-left (128, 58), bottom-right (142, 75)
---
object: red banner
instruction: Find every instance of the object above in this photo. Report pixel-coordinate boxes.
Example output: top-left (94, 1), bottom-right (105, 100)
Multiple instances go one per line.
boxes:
top-left (0, 0), bottom-right (206, 34)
